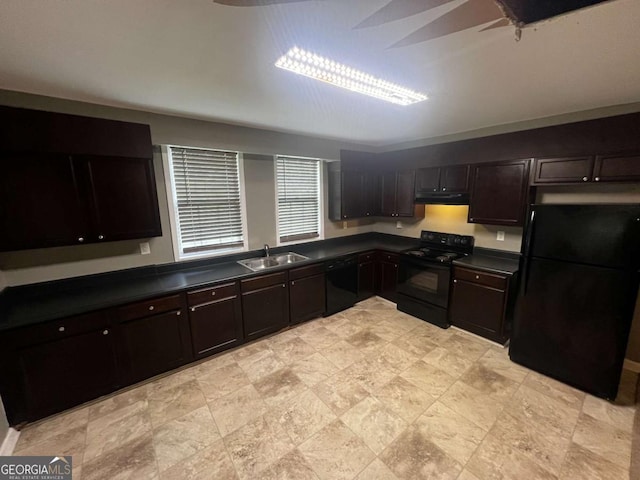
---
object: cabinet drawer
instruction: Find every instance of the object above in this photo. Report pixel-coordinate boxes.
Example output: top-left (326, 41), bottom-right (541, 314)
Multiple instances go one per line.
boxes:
top-left (289, 263), bottom-right (324, 281)
top-left (114, 294), bottom-right (182, 322)
top-left (241, 271), bottom-right (287, 293)
top-left (187, 282), bottom-right (238, 307)
top-left (453, 267), bottom-right (506, 290)
top-left (358, 251), bottom-right (376, 263)
top-left (377, 251), bottom-right (399, 263)
top-left (6, 310), bottom-right (110, 347)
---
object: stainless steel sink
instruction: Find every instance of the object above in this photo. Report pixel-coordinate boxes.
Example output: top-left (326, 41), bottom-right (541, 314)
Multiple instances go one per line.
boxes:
top-left (238, 252), bottom-right (309, 272)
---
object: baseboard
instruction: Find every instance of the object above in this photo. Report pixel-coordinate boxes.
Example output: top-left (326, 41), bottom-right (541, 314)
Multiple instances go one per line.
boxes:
top-left (623, 359), bottom-right (640, 373)
top-left (0, 428), bottom-right (20, 456)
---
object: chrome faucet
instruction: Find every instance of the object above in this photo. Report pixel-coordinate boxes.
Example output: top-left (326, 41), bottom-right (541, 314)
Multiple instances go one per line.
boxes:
top-left (264, 244), bottom-right (270, 257)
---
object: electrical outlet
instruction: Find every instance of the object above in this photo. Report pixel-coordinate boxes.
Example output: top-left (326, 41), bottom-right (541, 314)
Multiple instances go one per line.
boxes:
top-left (396, 221), bottom-right (403, 229)
top-left (342, 221), bottom-right (348, 229)
top-left (496, 231), bottom-right (505, 241)
top-left (139, 242), bottom-right (151, 255)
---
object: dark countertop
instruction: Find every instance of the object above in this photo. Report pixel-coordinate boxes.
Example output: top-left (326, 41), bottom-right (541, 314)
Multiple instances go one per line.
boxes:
top-left (453, 247), bottom-right (521, 275)
top-left (0, 233), bottom-right (419, 332)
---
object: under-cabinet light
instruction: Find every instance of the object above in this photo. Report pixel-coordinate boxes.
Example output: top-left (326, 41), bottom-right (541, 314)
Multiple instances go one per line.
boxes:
top-left (275, 47), bottom-right (428, 106)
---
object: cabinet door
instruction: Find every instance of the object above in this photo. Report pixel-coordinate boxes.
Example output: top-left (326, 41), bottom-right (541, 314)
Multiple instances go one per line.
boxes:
top-left (415, 167), bottom-right (441, 193)
top-left (358, 261), bottom-right (376, 301)
top-left (450, 280), bottom-right (506, 342)
top-left (341, 170), bottom-right (366, 219)
top-left (441, 165), bottom-right (469, 193)
top-left (380, 172), bottom-right (397, 216)
top-left (118, 309), bottom-right (191, 384)
top-left (377, 259), bottom-right (399, 303)
top-left (18, 327), bottom-right (118, 421)
top-left (594, 153), bottom-right (640, 182)
top-left (290, 274), bottom-right (326, 325)
top-left (242, 282), bottom-right (289, 339)
top-left (395, 171), bottom-right (416, 217)
top-left (189, 297), bottom-right (242, 358)
top-left (0, 154), bottom-right (90, 251)
top-left (532, 157), bottom-right (594, 184)
top-left (85, 156), bottom-right (162, 242)
top-left (469, 159), bottom-right (530, 226)
top-left (363, 172), bottom-right (380, 217)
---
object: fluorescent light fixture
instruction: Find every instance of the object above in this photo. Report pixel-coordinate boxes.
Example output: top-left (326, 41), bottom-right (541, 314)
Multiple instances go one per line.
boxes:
top-left (275, 47), bottom-right (428, 106)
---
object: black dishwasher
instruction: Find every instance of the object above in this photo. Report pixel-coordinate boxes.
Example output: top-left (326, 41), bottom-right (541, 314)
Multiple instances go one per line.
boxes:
top-left (325, 256), bottom-right (359, 315)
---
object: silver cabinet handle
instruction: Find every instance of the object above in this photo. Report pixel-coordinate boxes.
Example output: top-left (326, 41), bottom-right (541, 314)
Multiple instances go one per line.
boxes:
top-left (58, 326), bottom-right (65, 332)
top-left (211, 291), bottom-right (216, 296)
top-left (470, 218), bottom-right (474, 221)
top-left (582, 176), bottom-right (588, 182)
top-left (595, 177), bottom-right (600, 182)
top-left (433, 188), bottom-right (437, 192)
top-left (453, 279), bottom-right (457, 283)
top-left (291, 281), bottom-right (295, 286)
top-left (78, 237), bottom-right (84, 243)
top-left (98, 235), bottom-right (104, 240)
top-left (442, 187), bottom-right (447, 191)
top-left (177, 311), bottom-right (181, 316)
top-left (102, 329), bottom-right (109, 335)
top-left (148, 305), bottom-right (154, 311)
top-left (475, 275), bottom-right (480, 279)
top-left (191, 307), bottom-right (196, 312)
top-left (282, 284), bottom-right (286, 288)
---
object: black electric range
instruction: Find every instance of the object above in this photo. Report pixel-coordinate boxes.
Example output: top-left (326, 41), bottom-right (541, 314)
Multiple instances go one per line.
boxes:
top-left (397, 231), bottom-right (474, 328)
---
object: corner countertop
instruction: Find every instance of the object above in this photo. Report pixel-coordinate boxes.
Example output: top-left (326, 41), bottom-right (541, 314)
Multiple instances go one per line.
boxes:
top-left (0, 233), bottom-right (419, 332)
top-left (453, 248), bottom-right (520, 275)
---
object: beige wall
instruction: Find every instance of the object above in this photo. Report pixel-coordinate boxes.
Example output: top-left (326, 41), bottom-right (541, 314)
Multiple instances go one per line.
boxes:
top-left (0, 397), bottom-right (7, 448)
top-left (372, 205), bottom-right (523, 253)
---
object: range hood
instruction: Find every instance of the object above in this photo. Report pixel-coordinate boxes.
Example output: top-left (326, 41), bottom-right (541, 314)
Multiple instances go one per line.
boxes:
top-left (414, 192), bottom-right (469, 205)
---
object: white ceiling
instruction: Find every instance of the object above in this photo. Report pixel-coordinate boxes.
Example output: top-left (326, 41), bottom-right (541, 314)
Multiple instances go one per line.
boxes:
top-left (0, 0), bottom-right (639, 146)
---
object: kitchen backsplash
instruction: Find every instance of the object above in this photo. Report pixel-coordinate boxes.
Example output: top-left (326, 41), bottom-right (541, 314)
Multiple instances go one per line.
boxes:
top-left (372, 205), bottom-right (524, 253)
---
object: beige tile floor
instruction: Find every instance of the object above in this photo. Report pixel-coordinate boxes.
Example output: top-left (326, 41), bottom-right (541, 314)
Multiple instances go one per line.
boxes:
top-left (12, 296), bottom-right (639, 480)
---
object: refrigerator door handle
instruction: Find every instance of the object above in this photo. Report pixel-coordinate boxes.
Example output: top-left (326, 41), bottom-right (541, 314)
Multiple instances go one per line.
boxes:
top-left (522, 210), bottom-right (536, 294)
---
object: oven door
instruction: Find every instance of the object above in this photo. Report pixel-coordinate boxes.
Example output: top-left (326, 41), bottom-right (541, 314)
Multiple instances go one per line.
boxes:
top-left (397, 256), bottom-right (451, 308)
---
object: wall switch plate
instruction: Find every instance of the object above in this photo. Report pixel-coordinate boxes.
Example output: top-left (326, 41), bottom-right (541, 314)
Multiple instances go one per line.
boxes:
top-left (342, 221), bottom-right (348, 229)
top-left (139, 242), bottom-right (151, 255)
top-left (496, 231), bottom-right (505, 241)
top-left (396, 221), bottom-right (403, 229)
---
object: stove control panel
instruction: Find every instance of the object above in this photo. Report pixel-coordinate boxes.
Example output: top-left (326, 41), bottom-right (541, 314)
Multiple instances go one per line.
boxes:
top-left (419, 231), bottom-right (475, 250)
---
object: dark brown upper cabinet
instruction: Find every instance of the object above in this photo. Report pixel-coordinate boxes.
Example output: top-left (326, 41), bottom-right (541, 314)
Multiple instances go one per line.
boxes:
top-left (532, 152), bottom-right (640, 185)
top-left (380, 170), bottom-right (423, 217)
top-left (416, 165), bottom-right (469, 194)
top-left (468, 159), bottom-right (531, 227)
top-left (328, 163), bottom-right (379, 220)
top-left (532, 156), bottom-right (594, 184)
top-left (0, 107), bottom-right (161, 251)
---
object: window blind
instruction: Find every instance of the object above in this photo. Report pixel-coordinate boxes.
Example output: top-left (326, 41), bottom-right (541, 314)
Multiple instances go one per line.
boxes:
top-left (276, 156), bottom-right (321, 243)
top-left (168, 146), bottom-right (244, 255)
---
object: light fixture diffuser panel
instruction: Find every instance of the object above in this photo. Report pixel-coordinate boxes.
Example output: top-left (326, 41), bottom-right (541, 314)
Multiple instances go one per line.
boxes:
top-left (275, 47), bottom-right (428, 106)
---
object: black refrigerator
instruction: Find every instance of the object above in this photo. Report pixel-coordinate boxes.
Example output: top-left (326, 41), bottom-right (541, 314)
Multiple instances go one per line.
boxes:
top-left (509, 204), bottom-right (640, 400)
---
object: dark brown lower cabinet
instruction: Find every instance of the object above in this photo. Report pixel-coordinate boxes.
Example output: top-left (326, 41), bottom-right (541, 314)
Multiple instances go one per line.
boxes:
top-left (289, 264), bottom-right (325, 325)
top-left (357, 251), bottom-right (376, 300)
top-left (241, 272), bottom-right (289, 339)
top-left (187, 282), bottom-right (243, 359)
top-left (113, 294), bottom-right (192, 384)
top-left (449, 267), bottom-right (513, 344)
top-left (376, 251), bottom-right (399, 303)
top-left (0, 311), bottom-right (118, 424)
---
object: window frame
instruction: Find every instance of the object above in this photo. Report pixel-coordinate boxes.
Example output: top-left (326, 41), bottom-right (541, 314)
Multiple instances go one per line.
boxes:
top-left (274, 155), bottom-right (324, 247)
top-left (162, 144), bottom-right (249, 262)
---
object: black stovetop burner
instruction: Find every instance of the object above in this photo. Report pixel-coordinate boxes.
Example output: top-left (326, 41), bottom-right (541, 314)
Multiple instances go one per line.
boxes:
top-left (403, 231), bottom-right (475, 263)
top-left (404, 248), bottom-right (463, 263)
